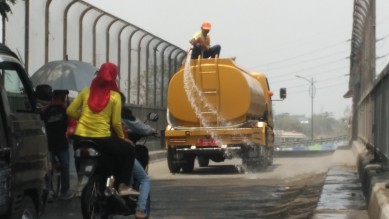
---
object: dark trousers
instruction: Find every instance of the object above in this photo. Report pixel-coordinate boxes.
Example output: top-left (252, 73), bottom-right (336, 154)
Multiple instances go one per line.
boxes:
top-left (73, 135), bottom-right (135, 185)
top-left (48, 150), bottom-right (70, 194)
top-left (191, 44), bottom-right (221, 59)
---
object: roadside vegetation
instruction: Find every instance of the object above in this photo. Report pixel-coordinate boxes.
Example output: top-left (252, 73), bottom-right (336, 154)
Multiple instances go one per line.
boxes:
top-left (0, 0), bottom-right (21, 20)
top-left (274, 113), bottom-right (350, 139)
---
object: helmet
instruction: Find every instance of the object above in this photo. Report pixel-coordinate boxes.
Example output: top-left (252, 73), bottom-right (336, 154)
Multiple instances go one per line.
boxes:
top-left (201, 21), bottom-right (211, 30)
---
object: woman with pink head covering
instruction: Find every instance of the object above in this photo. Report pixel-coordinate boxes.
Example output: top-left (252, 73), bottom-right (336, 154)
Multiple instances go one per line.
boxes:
top-left (67, 62), bottom-right (138, 196)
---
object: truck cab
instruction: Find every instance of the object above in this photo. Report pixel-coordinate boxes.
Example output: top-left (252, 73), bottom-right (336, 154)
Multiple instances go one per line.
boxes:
top-left (0, 44), bottom-right (48, 219)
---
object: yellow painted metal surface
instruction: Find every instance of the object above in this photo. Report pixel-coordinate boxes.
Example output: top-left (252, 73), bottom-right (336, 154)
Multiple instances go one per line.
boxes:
top-left (164, 126), bottom-right (267, 147)
top-left (167, 58), bottom-right (268, 127)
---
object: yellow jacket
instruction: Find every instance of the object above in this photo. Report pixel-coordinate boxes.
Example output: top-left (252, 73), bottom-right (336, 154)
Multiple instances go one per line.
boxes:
top-left (66, 88), bottom-right (124, 139)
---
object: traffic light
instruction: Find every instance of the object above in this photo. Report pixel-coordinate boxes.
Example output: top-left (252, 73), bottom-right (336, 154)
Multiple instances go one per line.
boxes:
top-left (280, 88), bottom-right (287, 99)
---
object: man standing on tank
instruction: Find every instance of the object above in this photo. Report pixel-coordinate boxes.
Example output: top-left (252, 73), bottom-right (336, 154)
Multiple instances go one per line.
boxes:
top-left (190, 21), bottom-right (221, 59)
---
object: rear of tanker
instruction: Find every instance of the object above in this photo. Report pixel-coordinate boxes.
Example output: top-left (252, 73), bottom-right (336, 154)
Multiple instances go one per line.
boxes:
top-left (164, 57), bottom-right (284, 173)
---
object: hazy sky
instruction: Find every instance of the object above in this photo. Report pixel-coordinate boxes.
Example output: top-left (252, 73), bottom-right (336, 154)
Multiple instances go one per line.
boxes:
top-left (84, 0), bottom-right (389, 119)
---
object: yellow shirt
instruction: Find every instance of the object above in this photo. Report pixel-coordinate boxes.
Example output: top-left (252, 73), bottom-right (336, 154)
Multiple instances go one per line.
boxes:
top-left (191, 31), bottom-right (210, 50)
top-left (66, 88), bottom-right (124, 139)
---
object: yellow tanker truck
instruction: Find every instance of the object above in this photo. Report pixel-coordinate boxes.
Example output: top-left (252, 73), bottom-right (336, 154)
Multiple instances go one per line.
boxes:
top-left (164, 57), bottom-right (285, 173)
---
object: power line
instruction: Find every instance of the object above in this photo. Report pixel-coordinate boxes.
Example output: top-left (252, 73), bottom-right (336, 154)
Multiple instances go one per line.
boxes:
top-left (268, 57), bottom-right (347, 80)
top-left (244, 11), bottom-right (387, 89)
top-left (287, 82), bottom-right (348, 94)
top-left (284, 75), bottom-right (348, 90)
top-left (317, 81), bottom-right (348, 89)
top-left (376, 33), bottom-right (389, 42)
top-left (254, 49), bottom-right (349, 72)
top-left (247, 32), bottom-right (388, 81)
top-left (268, 64), bottom-right (347, 82)
top-left (377, 53), bottom-right (389, 60)
top-left (252, 17), bottom-right (353, 59)
top-left (269, 34), bottom-right (389, 84)
top-left (269, 66), bottom-right (345, 82)
top-left (270, 65), bottom-right (348, 85)
top-left (247, 40), bottom-right (349, 69)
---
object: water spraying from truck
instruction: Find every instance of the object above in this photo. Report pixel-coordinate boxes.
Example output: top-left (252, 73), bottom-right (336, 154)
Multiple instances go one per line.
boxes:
top-left (165, 52), bottom-right (281, 173)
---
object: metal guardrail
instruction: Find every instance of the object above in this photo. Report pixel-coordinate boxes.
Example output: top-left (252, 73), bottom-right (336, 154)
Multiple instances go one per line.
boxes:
top-left (276, 135), bottom-right (349, 148)
top-left (126, 104), bottom-right (166, 133)
top-left (348, 0), bottom-right (389, 161)
top-left (3, 0), bottom-right (186, 110)
top-left (357, 67), bottom-right (389, 159)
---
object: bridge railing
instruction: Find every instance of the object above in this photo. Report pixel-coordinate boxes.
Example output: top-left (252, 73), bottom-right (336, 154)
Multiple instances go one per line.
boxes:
top-left (348, 0), bottom-right (389, 161)
top-left (357, 66), bottom-right (389, 159)
top-left (2, 0), bottom-right (186, 110)
top-left (276, 135), bottom-right (349, 148)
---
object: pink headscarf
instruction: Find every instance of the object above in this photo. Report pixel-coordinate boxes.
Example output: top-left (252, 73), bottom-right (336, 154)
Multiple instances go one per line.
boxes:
top-left (88, 62), bottom-right (119, 113)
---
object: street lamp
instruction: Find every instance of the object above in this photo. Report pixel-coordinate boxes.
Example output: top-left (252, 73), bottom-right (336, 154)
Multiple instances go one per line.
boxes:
top-left (296, 75), bottom-right (316, 140)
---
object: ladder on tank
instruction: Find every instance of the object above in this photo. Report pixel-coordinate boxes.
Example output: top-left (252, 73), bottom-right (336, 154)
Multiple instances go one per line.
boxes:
top-left (195, 57), bottom-right (221, 127)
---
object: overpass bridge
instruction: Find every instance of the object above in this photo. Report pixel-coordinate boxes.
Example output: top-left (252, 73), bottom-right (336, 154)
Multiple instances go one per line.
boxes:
top-left (1, 0), bottom-right (389, 218)
top-left (346, 1), bottom-right (389, 218)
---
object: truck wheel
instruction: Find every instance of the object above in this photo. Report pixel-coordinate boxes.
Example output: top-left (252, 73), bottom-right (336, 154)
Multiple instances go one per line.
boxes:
top-left (258, 146), bottom-right (269, 169)
top-left (242, 158), bottom-right (258, 172)
top-left (10, 196), bottom-right (37, 219)
top-left (267, 147), bottom-right (274, 166)
top-left (182, 156), bottom-right (195, 173)
top-left (167, 148), bottom-right (180, 173)
top-left (197, 156), bottom-right (210, 167)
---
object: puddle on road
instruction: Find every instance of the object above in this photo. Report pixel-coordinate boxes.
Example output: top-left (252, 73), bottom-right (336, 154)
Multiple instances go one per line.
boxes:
top-left (313, 168), bottom-right (368, 219)
top-left (249, 167), bottom-right (367, 219)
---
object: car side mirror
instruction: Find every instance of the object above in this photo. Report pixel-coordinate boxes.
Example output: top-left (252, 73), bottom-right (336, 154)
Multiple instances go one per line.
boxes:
top-left (147, 112), bottom-right (159, 122)
top-left (280, 88), bottom-right (287, 99)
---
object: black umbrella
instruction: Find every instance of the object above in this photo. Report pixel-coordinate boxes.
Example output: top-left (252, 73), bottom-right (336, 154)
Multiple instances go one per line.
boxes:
top-left (31, 60), bottom-right (98, 92)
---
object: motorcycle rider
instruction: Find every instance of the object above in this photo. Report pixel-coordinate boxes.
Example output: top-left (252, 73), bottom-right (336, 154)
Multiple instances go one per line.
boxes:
top-left (66, 62), bottom-right (139, 196)
top-left (119, 92), bottom-right (155, 219)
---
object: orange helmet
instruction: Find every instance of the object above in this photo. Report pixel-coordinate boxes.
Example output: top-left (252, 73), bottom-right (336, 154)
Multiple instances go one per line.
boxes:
top-left (201, 21), bottom-right (211, 30)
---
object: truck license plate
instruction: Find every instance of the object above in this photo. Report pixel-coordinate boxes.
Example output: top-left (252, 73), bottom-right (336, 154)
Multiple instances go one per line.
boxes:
top-left (196, 138), bottom-right (218, 146)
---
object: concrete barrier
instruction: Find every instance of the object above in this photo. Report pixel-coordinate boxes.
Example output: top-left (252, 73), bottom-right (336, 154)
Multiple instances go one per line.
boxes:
top-left (353, 141), bottom-right (389, 219)
top-left (149, 150), bottom-right (167, 163)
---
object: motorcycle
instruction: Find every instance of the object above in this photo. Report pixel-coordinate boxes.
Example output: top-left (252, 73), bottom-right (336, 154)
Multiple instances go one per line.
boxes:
top-left (74, 112), bottom-right (159, 219)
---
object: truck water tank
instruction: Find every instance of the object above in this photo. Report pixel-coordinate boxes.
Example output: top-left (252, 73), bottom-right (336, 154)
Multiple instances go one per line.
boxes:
top-left (167, 59), bottom-right (267, 127)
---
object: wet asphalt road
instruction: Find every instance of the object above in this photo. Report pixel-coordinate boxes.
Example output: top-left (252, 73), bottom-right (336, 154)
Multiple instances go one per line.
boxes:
top-left (313, 168), bottom-right (368, 219)
top-left (41, 148), bottom-right (367, 219)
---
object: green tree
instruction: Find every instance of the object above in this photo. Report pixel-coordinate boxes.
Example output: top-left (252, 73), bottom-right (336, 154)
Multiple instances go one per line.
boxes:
top-left (274, 113), bottom-right (304, 133)
top-left (0, 0), bottom-right (18, 20)
top-left (274, 113), bottom-right (349, 139)
top-left (313, 113), bottom-right (348, 138)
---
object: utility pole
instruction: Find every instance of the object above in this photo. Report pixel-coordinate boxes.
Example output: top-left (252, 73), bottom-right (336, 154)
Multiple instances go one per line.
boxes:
top-left (296, 75), bottom-right (316, 140)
